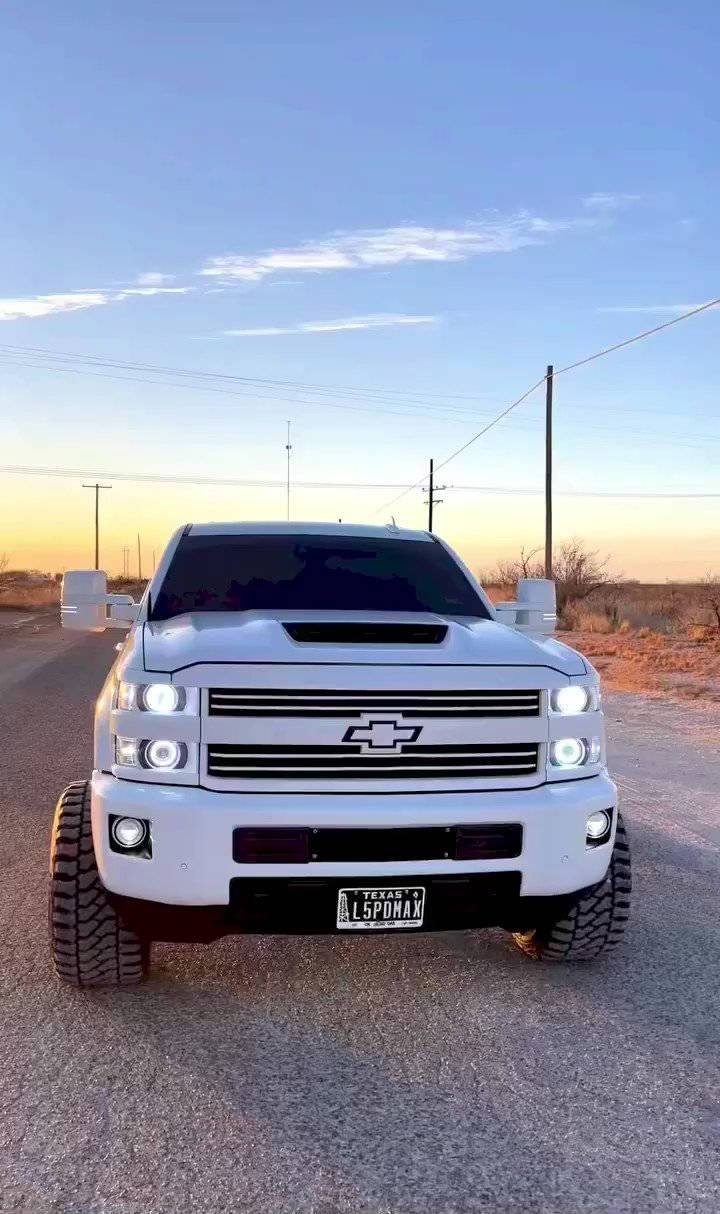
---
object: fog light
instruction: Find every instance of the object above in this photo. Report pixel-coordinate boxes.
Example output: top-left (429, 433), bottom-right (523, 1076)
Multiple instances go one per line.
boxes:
top-left (586, 810), bottom-right (611, 841)
top-left (142, 683), bottom-right (180, 713)
top-left (145, 739), bottom-right (183, 770)
top-left (549, 737), bottom-right (586, 767)
top-left (111, 816), bottom-right (148, 849)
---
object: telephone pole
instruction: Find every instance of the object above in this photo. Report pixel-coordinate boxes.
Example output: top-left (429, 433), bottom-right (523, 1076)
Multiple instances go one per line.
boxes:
top-left (137, 533), bottom-right (142, 581)
top-left (423, 459), bottom-right (445, 532)
top-left (82, 482), bottom-right (112, 570)
top-left (544, 364), bottom-right (554, 579)
top-left (285, 421), bottom-right (292, 521)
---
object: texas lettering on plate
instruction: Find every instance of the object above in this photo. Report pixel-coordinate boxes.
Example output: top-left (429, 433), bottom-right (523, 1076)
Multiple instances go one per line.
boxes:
top-left (336, 886), bottom-right (426, 930)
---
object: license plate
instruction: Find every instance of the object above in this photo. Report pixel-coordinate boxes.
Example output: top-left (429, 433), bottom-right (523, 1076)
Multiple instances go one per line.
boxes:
top-left (336, 886), bottom-right (426, 931)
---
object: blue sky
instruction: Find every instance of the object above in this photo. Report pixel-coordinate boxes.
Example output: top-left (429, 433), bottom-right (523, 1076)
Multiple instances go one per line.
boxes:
top-left (2, 1), bottom-right (719, 576)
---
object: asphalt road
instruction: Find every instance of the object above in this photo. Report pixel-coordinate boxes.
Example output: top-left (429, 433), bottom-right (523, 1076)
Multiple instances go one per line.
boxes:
top-left (1, 620), bottom-right (719, 1214)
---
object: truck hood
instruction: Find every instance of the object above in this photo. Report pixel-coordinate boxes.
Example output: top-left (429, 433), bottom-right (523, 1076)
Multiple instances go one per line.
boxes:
top-left (141, 611), bottom-right (587, 677)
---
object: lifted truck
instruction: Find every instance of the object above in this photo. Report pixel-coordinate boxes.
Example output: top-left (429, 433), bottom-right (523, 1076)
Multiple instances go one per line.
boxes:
top-left (50, 522), bottom-right (630, 986)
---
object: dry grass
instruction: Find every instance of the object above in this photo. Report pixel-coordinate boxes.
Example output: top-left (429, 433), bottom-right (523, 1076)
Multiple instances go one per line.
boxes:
top-left (486, 579), bottom-right (720, 704)
top-left (0, 575), bottom-right (145, 612)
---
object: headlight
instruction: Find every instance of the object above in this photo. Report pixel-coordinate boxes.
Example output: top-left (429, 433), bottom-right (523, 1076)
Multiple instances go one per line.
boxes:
top-left (115, 737), bottom-right (188, 770)
top-left (145, 739), bottom-right (184, 770)
top-left (550, 737), bottom-right (587, 768)
top-left (550, 686), bottom-right (597, 714)
top-left (142, 683), bottom-right (180, 713)
top-left (117, 681), bottom-right (192, 713)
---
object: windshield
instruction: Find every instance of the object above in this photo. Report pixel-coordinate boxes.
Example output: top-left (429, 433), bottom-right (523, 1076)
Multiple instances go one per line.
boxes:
top-left (149, 533), bottom-right (488, 621)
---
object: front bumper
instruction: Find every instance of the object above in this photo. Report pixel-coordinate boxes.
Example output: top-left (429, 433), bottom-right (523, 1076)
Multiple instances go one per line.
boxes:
top-left (91, 770), bottom-right (618, 907)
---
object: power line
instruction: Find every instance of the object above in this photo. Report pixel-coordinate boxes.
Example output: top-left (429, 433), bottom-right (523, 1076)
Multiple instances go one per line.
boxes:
top-left (372, 296), bottom-right (720, 516)
top-left (0, 342), bottom-right (503, 412)
top-left (8, 349), bottom-right (720, 452)
top-left (2, 463), bottom-right (719, 498)
top-left (0, 353), bottom-right (506, 427)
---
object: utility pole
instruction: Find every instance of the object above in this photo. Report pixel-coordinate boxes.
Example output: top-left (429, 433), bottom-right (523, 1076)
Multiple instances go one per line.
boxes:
top-left (544, 364), bottom-right (554, 579)
top-left (137, 533), bottom-right (142, 582)
top-left (423, 458), bottom-right (445, 532)
top-left (152, 549), bottom-right (156, 573)
top-left (82, 482), bottom-right (112, 570)
top-left (285, 421), bottom-right (292, 521)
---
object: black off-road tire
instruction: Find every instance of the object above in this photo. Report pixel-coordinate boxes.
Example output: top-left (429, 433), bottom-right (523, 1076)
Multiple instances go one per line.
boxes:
top-left (49, 781), bottom-right (150, 986)
top-left (512, 813), bottom-right (631, 962)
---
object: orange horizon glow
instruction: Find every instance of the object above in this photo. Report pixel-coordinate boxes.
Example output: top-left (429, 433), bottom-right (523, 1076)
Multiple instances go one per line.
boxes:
top-left (2, 473), bottom-right (718, 583)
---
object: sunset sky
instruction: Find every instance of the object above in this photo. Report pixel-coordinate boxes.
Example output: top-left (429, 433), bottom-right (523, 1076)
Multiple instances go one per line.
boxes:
top-left (2, 2), bottom-right (719, 581)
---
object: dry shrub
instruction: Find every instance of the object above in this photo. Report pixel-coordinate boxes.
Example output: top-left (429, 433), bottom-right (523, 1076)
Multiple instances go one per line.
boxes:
top-left (0, 583), bottom-right (59, 610)
top-left (561, 605), bottom-right (614, 633)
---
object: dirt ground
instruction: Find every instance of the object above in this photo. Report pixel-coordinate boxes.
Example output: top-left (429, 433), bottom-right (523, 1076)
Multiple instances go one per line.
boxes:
top-left (563, 626), bottom-right (720, 704)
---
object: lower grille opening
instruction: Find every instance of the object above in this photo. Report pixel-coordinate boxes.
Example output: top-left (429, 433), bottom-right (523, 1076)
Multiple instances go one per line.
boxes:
top-left (233, 824), bottom-right (523, 864)
top-left (228, 872), bottom-right (523, 932)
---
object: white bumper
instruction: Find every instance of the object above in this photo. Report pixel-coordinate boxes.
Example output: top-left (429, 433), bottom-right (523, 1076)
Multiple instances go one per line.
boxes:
top-left (91, 770), bottom-right (618, 905)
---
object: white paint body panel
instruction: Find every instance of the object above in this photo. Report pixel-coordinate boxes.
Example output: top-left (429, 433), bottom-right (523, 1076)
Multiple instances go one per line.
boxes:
top-left (91, 770), bottom-right (617, 904)
top-left (87, 521), bottom-right (615, 910)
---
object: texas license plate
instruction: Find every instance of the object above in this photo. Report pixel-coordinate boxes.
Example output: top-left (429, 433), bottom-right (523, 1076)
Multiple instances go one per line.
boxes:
top-left (336, 886), bottom-right (426, 930)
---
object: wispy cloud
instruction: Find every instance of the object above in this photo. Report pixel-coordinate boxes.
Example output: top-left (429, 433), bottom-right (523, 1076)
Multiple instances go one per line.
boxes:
top-left (223, 314), bottom-right (438, 337)
top-left (136, 271), bottom-right (175, 286)
top-left (582, 192), bottom-right (642, 210)
top-left (200, 212), bottom-right (594, 283)
top-left (597, 302), bottom-right (714, 315)
top-left (0, 285), bottom-right (189, 321)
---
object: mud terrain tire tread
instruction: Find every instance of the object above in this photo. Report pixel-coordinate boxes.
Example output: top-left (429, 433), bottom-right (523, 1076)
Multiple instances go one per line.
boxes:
top-left (512, 814), bottom-right (631, 962)
top-left (49, 781), bottom-right (149, 986)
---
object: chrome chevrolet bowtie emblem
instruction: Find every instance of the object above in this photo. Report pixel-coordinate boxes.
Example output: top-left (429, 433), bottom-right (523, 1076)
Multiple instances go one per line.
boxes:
top-left (342, 717), bottom-right (423, 752)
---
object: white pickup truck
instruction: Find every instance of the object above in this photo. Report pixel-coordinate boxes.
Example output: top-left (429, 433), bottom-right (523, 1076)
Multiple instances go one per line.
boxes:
top-left (50, 522), bottom-right (630, 986)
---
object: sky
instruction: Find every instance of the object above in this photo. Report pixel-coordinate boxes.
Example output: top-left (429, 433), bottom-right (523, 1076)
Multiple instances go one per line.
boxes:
top-left (1, 0), bottom-right (720, 580)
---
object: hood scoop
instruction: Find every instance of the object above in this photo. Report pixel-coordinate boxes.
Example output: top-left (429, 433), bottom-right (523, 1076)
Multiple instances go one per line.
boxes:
top-left (282, 621), bottom-right (448, 645)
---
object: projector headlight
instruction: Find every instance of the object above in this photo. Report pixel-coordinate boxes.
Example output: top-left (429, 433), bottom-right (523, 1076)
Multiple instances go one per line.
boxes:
top-left (144, 739), bottom-right (185, 770)
top-left (115, 737), bottom-right (188, 770)
top-left (142, 683), bottom-right (180, 713)
top-left (550, 685), bottom-right (597, 714)
top-left (117, 682), bottom-right (192, 713)
top-left (549, 737), bottom-right (587, 768)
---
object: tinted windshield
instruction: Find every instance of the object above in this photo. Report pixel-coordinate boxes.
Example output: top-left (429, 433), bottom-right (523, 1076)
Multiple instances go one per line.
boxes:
top-left (150, 534), bottom-right (488, 621)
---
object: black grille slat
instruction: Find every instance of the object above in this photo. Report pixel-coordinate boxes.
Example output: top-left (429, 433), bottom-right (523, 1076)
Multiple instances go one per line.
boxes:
top-left (209, 688), bottom-right (541, 718)
top-left (207, 742), bottom-right (539, 780)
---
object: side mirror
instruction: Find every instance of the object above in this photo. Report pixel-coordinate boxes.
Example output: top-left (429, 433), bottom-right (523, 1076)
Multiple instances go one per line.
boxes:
top-left (494, 578), bottom-right (557, 636)
top-left (61, 570), bottom-right (139, 633)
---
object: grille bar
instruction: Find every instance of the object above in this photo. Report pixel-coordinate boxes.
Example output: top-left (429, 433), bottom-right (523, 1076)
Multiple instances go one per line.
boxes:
top-left (209, 688), bottom-right (541, 718)
top-left (207, 742), bottom-right (540, 780)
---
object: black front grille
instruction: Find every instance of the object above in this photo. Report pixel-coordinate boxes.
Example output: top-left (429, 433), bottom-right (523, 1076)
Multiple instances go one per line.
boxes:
top-left (208, 687), bottom-right (541, 718)
top-left (233, 824), bottom-right (523, 864)
top-left (208, 742), bottom-right (539, 780)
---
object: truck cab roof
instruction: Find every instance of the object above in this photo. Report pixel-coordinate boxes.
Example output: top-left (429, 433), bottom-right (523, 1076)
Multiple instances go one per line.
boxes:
top-left (185, 521), bottom-right (433, 542)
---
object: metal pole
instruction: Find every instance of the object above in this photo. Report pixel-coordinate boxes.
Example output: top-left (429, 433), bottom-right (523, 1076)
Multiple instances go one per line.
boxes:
top-left (544, 364), bottom-right (554, 579)
top-left (82, 483), bottom-right (111, 570)
top-left (137, 533), bottom-right (142, 582)
top-left (285, 421), bottom-right (292, 521)
top-left (428, 459), bottom-right (434, 532)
